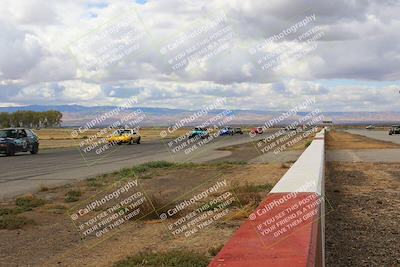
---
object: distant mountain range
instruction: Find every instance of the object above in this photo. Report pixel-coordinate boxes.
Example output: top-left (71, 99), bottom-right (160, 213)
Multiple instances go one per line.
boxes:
top-left (0, 105), bottom-right (399, 126)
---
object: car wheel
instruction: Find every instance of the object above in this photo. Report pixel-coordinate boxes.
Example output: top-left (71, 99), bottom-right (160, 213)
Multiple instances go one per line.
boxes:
top-left (137, 137), bottom-right (141, 144)
top-left (6, 145), bottom-right (15, 156)
top-left (30, 144), bottom-right (39, 154)
top-left (128, 138), bottom-right (133, 145)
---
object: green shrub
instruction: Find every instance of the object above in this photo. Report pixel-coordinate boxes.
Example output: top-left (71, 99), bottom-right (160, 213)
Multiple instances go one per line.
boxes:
top-left (231, 182), bottom-right (273, 193)
top-left (15, 195), bottom-right (46, 211)
top-left (208, 244), bottom-right (224, 256)
top-left (0, 214), bottom-right (34, 230)
top-left (113, 250), bottom-right (209, 267)
top-left (86, 178), bottom-right (99, 187)
top-left (119, 161), bottom-right (176, 178)
top-left (141, 161), bottom-right (175, 169)
top-left (119, 168), bottom-right (135, 179)
top-left (0, 208), bottom-right (19, 216)
top-left (64, 190), bottom-right (82, 202)
top-left (229, 182), bottom-right (273, 208)
top-left (240, 182), bottom-right (273, 193)
top-left (212, 161), bottom-right (247, 169)
top-left (305, 140), bottom-right (312, 148)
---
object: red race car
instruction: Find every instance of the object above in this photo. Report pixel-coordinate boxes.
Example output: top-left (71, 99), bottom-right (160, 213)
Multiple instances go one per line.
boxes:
top-left (250, 127), bottom-right (263, 134)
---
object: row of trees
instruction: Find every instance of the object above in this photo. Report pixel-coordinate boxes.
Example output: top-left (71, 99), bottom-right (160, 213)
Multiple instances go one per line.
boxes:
top-left (0, 110), bottom-right (63, 128)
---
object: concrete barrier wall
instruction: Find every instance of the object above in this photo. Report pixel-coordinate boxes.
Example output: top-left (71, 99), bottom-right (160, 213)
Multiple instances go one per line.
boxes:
top-left (209, 129), bottom-right (326, 267)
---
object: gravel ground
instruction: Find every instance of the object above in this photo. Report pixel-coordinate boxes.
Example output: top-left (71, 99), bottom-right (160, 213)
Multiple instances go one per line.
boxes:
top-left (325, 162), bottom-right (400, 266)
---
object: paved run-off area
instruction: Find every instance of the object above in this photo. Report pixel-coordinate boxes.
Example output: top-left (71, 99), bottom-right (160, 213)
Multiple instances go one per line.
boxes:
top-left (325, 131), bottom-right (400, 266)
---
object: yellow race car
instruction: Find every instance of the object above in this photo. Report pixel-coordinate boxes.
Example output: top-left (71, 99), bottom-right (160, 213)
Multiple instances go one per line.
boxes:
top-left (108, 129), bottom-right (141, 145)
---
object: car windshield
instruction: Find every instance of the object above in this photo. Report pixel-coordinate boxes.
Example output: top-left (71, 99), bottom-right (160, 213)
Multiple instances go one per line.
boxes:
top-left (113, 130), bottom-right (122, 136)
top-left (114, 130), bottom-right (131, 135)
top-left (0, 129), bottom-right (18, 138)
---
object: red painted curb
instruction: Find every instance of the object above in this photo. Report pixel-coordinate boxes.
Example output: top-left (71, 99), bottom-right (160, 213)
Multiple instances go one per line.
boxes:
top-left (209, 193), bottom-right (322, 267)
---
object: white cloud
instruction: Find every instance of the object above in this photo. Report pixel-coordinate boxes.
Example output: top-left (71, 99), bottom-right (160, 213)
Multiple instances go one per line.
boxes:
top-left (16, 84), bottom-right (55, 100)
top-left (60, 80), bottom-right (102, 100)
top-left (0, 0), bottom-right (399, 111)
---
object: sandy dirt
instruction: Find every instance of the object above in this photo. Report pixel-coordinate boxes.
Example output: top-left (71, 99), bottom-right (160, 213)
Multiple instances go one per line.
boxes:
top-left (0, 163), bottom-right (287, 267)
top-left (325, 130), bottom-right (400, 266)
top-left (326, 131), bottom-right (400, 150)
top-left (325, 162), bottom-right (400, 266)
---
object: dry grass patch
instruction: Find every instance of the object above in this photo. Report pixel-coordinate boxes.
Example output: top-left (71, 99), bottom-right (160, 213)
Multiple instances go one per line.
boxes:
top-left (39, 139), bottom-right (80, 149)
top-left (0, 213), bottom-right (34, 230)
top-left (16, 194), bottom-right (46, 211)
top-left (0, 195), bottom-right (44, 230)
top-left (0, 161), bottom-right (286, 267)
top-left (326, 130), bottom-right (400, 150)
top-left (113, 250), bottom-right (210, 267)
top-left (36, 128), bottom-right (191, 149)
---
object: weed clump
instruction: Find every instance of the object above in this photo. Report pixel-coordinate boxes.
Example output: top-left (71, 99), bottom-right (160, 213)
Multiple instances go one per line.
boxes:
top-left (208, 244), bottom-right (224, 256)
top-left (113, 250), bottom-right (209, 267)
top-left (16, 195), bottom-right (46, 211)
top-left (0, 214), bottom-right (34, 230)
top-left (305, 140), bottom-right (312, 148)
top-left (65, 190), bottom-right (82, 202)
top-left (229, 182), bottom-right (274, 208)
top-left (119, 161), bottom-right (176, 178)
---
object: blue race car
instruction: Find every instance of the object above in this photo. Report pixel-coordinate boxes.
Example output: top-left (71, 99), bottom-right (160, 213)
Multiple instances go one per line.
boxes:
top-left (189, 127), bottom-right (209, 139)
top-left (0, 128), bottom-right (39, 156)
top-left (219, 127), bottom-right (234, 136)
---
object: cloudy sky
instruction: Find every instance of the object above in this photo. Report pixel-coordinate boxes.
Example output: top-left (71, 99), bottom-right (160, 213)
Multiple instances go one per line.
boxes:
top-left (0, 0), bottom-right (399, 111)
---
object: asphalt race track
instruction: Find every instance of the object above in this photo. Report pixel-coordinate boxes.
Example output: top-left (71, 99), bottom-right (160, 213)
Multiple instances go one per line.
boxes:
top-left (0, 132), bottom-right (271, 199)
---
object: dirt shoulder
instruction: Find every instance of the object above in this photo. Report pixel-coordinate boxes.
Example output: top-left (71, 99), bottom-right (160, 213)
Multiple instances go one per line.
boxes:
top-left (0, 161), bottom-right (287, 267)
top-left (326, 129), bottom-right (400, 265)
top-left (325, 162), bottom-right (400, 266)
top-left (326, 130), bottom-right (400, 150)
top-left (325, 131), bottom-right (400, 266)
